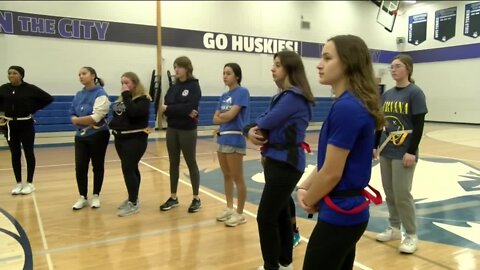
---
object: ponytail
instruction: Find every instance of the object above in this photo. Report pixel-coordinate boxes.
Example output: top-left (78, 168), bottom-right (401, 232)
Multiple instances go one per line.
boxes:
top-left (82, 66), bottom-right (105, 86)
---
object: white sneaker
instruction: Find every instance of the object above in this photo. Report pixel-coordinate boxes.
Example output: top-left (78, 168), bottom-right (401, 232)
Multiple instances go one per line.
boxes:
top-left (376, 226), bottom-right (402, 242)
top-left (216, 207), bottom-right (234, 221)
top-left (225, 213), bottom-right (247, 227)
top-left (279, 263), bottom-right (293, 270)
top-left (11, 183), bottom-right (23, 195)
top-left (20, 183), bottom-right (35, 195)
top-left (399, 234), bottom-right (418, 254)
top-left (91, 194), bottom-right (101, 208)
top-left (72, 196), bottom-right (88, 210)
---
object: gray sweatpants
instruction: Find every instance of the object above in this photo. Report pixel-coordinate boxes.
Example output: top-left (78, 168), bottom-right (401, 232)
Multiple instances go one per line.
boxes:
top-left (379, 156), bottom-right (417, 235)
top-left (166, 127), bottom-right (200, 196)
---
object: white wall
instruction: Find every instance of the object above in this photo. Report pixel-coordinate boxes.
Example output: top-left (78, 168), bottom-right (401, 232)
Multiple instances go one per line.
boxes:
top-left (2, 1), bottom-right (479, 123)
top-left (1, 1), bottom-right (397, 98)
top-left (0, 1), bottom-right (157, 96)
top-left (392, 1), bottom-right (480, 123)
top-left (161, 1), bottom-right (399, 97)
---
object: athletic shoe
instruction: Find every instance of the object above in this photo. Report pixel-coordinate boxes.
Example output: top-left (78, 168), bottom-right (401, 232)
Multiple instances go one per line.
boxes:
top-left (11, 183), bottom-right (23, 195)
top-left (279, 263), bottom-right (293, 270)
top-left (72, 196), bottom-right (88, 210)
top-left (258, 263), bottom-right (293, 270)
top-left (216, 208), bottom-right (234, 221)
top-left (90, 194), bottom-right (101, 208)
top-left (187, 198), bottom-right (201, 213)
top-left (225, 213), bottom-right (247, 227)
top-left (117, 201), bottom-right (140, 217)
top-left (293, 231), bottom-right (301, 248)
top-left (160, 197), bottom-right (179, 211)
top-left (20, 183), bottom-right (35, 195)
top-left (118, 199), bottom-right (140, 210)
top-left (399, 234), bottom-right (418, 254)
top-left (376, 226), bottom-right (402, 242)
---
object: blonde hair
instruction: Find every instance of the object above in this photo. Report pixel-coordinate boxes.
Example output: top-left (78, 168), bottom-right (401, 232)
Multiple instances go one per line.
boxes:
top-left (117, 72), bottom-right (152, 102)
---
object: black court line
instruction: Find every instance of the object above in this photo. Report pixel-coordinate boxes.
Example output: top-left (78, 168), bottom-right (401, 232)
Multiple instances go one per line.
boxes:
top-left (0, 207), bottom-right (33, 270)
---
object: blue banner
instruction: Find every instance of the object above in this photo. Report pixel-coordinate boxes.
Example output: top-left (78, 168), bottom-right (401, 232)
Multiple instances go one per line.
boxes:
top-left (464, 2), bottom-right (480, 38)
top-left (0, 9), bottom-right (396, 63)
top-left (408, 13), bottom-right (428, 46)
top-left (434, 6), bottom-right (457, 42)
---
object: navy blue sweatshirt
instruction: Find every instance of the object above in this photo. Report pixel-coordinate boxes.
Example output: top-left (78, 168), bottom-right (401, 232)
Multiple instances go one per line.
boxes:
top-left (163, 78), bottom-right (201, 130)
top-left (0, 82), bottom-right (53, 117)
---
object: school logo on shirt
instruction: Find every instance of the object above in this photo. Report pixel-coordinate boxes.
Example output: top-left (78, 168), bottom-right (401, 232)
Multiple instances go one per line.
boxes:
top-left (220, 96), bottom-right (233, 111)
top-left (182, 89), bottom-right (189, 96)
top-left (112, 102), bottom-right (126, 115)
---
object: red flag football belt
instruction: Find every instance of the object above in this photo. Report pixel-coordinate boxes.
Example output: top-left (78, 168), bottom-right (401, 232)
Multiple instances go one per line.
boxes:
top-left (260, 142), bottom-right (311, 153)
top-left (324, 185), bottom-right (382, 215)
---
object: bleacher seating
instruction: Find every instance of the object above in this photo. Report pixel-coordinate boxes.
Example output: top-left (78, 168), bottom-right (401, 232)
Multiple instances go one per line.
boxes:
top-left (33, 95), bottom-right (334, 133)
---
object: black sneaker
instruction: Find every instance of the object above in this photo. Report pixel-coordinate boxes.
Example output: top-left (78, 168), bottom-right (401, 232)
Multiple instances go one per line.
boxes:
top-left (188, 198), bottom-right (201, 213)
top-left (159, 197), bottom-right (179, 211)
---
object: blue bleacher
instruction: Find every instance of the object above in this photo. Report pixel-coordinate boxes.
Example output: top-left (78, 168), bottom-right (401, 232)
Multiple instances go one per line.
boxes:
top-left (33, 95), bottom-right (333, 133)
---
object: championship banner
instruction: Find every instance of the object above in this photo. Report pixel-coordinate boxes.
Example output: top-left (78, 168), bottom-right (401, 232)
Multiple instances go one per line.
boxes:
top-left (408, 13), bottom-right (427, 46)
top-left (464, 2), bottom-right (480, 38)
top-left (434, 6), bottom-right (457, 42)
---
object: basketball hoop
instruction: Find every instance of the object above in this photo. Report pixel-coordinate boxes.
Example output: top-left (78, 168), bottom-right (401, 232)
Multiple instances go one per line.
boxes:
top-left (376, 0), bottom-right (400, 32)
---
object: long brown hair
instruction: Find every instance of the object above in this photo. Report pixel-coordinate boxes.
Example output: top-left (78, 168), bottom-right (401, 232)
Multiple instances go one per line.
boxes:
top-left (327, 35), bottom-right (385, 130)
top-left (117, 72), bottom-right (152, 102)
top-left (393, 54), bottom-right (415, 83)
top-left (273, 50), bottom-right (315, 104)
top-left (174, 56), bottom-right (195, 82)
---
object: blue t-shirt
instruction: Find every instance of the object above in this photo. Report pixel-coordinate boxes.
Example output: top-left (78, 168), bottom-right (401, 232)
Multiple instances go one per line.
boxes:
top-left (316, 91), bottom-right (375, 226)
top-left (216, 86), bottom-right (250, 148)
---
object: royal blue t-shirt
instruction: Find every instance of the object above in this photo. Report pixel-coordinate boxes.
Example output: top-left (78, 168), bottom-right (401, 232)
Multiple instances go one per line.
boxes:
top-left (216, 86), bottom-right (250, 148)
top-left (316, 91), bottom-right (375, 226)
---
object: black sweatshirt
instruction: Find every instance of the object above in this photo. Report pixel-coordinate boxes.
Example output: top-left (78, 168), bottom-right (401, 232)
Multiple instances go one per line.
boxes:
top-left (0, 82), bottom-right (53, 117)
top-left (109, 91), bottom-right (151, 132)
top-left (163, 78), bottom-right (202, 130)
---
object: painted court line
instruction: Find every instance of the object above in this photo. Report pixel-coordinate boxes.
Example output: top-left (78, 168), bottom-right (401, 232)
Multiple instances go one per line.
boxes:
top-left (139, 160), bottom-right (373, 270)
top-left (32, 193), bottom-right (53, 270)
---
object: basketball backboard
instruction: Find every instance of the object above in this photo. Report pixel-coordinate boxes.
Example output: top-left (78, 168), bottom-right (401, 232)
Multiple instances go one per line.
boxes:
top-left (376, 0), bottom-right (400, 32)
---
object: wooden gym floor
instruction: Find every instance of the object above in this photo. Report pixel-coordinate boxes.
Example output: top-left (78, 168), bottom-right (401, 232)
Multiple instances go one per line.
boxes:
top-left (0, 122), bottom-right (479, 270)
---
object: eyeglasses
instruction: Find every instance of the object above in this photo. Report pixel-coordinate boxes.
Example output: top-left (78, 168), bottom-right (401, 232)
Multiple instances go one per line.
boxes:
top-left (390, 64), bottom-right (405, 70)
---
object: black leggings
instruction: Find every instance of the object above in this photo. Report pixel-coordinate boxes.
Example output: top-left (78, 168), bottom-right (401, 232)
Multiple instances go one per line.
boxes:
top-left (74, 130), bottom-right (110, 197)
top-left (289, 196), bottom-right (296, 219)
top-left (6, 120), bottom-right (35, 183)
top-left (114, 134), bottom-right (148, 203)
top-left (303, 220), bottom-right (368, 270)
top-left (257, 158), bottom-right (302, 270)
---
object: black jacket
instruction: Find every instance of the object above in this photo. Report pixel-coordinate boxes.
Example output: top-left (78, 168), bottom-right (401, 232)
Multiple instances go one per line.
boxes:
top-left (163, 78), bottom-right (201, 130)
top-left (0, 82), bottom-right (53, 117)
top-left (109, 91), bottom-right (150, 133)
